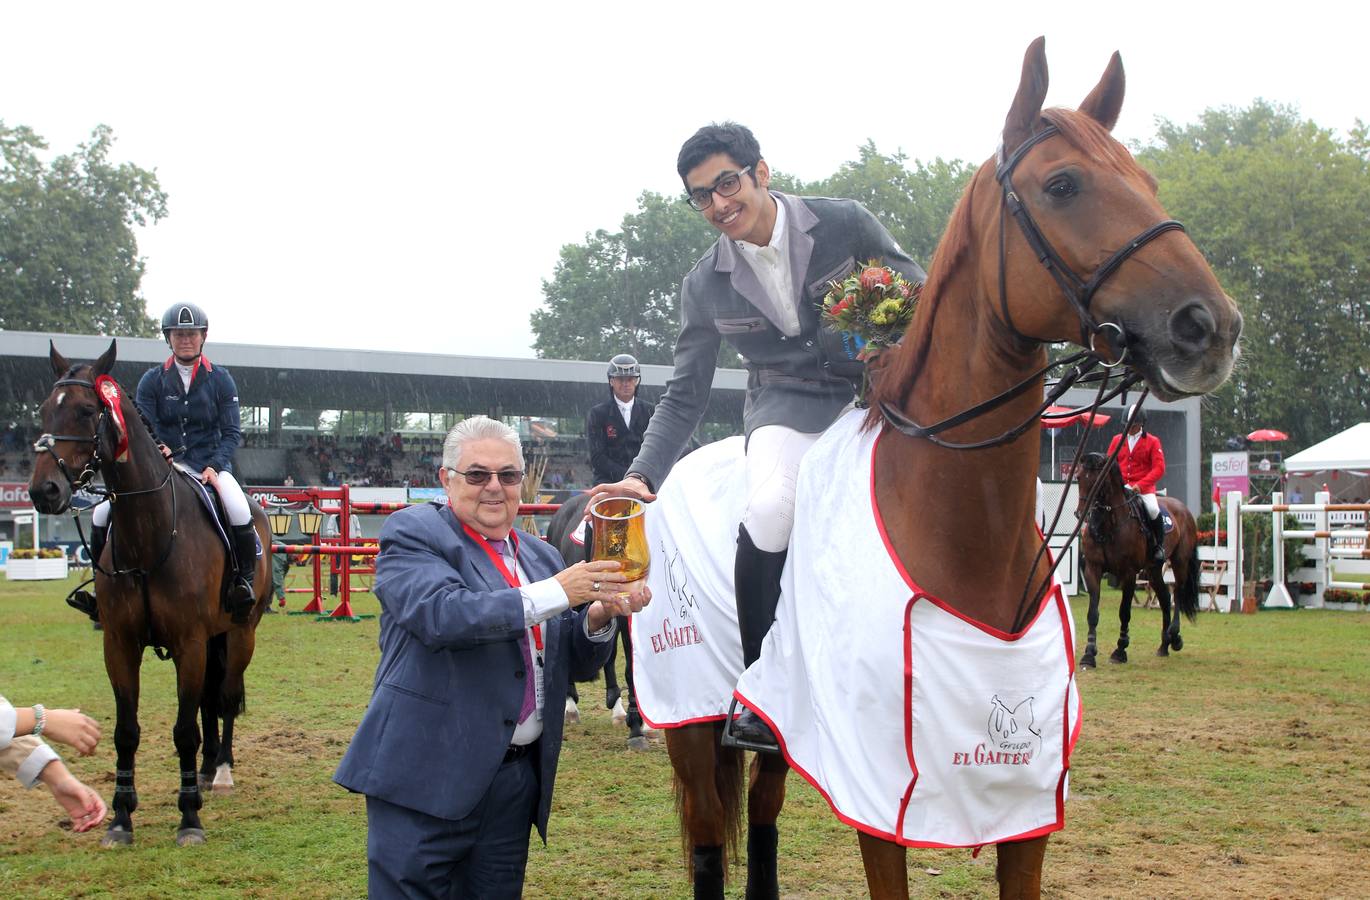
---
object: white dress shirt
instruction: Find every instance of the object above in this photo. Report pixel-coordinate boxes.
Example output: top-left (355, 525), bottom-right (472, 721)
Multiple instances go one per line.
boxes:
top-left (734, 195), bottom-right (801, 337)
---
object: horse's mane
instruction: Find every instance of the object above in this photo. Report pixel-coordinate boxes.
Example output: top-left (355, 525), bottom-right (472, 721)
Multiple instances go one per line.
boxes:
top-left (864, 106), bottom-right (1154, 429)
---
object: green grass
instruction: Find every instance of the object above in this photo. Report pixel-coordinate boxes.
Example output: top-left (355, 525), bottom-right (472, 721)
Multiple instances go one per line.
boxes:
top-left (2, 573), bottom-right (1368, 898)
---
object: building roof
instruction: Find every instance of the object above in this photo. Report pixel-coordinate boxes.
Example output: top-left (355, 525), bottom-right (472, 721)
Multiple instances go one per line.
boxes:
top-left (0, 331), bottom-right (747, 423)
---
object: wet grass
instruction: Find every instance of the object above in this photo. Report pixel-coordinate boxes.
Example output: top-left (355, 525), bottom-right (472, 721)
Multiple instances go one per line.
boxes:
top-left (1, 572), bottom-right (1367, 898)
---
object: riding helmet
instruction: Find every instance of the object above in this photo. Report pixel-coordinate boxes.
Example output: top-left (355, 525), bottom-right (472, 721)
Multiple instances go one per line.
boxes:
top-left (161, 303), bottom-right (210, 338)
top-left (607, 353), bottom-right (641, 379)
top-left (1126, 402), bottom-right (1148, 428)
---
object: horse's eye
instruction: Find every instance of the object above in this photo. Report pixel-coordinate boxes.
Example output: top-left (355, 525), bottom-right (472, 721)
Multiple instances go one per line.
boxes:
top-left (78, 406), bottom-right (98, 419)
top-left (1045, 175), bottom-right (1077, 200)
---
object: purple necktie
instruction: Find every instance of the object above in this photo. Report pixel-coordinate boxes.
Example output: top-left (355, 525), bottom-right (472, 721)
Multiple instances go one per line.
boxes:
top-left (490, 537), bottom-right (537, 724)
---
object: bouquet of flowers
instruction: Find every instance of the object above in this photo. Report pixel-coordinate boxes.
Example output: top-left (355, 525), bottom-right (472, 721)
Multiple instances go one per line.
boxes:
top-left (820, 260), bottom-right (921, 360)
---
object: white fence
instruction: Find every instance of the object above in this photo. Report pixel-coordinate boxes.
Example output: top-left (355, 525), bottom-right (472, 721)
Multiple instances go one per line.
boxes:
top-left (1201, 491), bottom-right (1369, 611)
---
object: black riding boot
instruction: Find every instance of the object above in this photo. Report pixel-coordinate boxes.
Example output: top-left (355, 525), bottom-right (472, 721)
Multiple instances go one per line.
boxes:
top-left (229, 524), bottom-right (259, 624)
top-left (724, 525), bottom-right (787, 753)
top-left (691, 844), bottom-right (725, 900)
top-left (66, 525), bottom-right (106, 623)
top-left (1148, 513), bottom-right (1168, 563)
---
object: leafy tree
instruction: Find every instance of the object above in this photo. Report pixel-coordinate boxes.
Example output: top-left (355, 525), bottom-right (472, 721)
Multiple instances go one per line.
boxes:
top-left (0, 122), bottom-right (166, 336)
top-left (1138, 102), bottom-right (1370, 454)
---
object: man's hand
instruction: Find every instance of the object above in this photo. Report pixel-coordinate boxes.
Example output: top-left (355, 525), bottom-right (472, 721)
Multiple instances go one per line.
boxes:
top-left (585, 475), bottom-right (656, 520)
top-left (554, 560), bottom-right (630, 608)
top-left (586, 583), bottom-right (652, 633)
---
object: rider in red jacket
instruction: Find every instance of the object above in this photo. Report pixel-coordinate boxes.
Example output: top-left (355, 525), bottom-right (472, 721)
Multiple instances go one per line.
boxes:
top-left (1106, 405), bottom-right (1168, 562)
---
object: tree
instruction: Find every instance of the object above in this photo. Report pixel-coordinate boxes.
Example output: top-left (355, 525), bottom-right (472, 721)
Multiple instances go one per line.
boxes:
top-left (1138, 102), bottom-right (1370, 454)
top-left (0, 122), bottom-right (166, 336)
top-left (530, 145), bottom-right (974, 363)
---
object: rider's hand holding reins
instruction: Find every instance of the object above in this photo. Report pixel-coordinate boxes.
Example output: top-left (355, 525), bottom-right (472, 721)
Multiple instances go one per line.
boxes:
top-left (584, 474), bottom-right (657, 521)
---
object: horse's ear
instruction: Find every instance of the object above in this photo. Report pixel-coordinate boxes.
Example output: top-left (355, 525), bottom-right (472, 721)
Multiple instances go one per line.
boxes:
top-left (1003, 36), bottom-right (1049, 159)
top-left (93, 339), bottom-right (117, 377)
top-left (1078, 51), bottom-right (1125, 131)
top-left (49, 341), bottom-right (70, 378)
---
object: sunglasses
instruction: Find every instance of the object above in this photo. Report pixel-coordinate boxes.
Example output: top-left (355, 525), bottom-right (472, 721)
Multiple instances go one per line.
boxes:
top-left (449, 467), bottom-right (525, 486)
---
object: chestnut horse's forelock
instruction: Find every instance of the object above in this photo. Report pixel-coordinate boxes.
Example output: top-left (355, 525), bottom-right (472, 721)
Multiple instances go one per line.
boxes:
top-left (866, 106), bottom-right (1158, 425)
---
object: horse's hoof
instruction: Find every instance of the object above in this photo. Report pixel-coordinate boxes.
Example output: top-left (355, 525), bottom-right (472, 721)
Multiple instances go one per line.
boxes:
top-left (564, 697), bottom-right (580, 725)
top-left (626, 735), bottom-right (650, 752)
top-left (100, 825), bottom-right (133, 848)
top-left (211, 764), bottom-right (234, 794)
top-left (1080, 654), bottom-right (1096, 670)
top-left (1156, 646), bottom-right (1169, 657)
top-left (1109, 649), bottom-right (1128, 664)
top-left (176, 827), bottom-right (206, 847)
top-left (1171, 634), bottom-right (1184, 651)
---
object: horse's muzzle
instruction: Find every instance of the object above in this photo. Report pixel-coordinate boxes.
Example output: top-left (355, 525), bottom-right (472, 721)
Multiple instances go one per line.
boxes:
top-left (28, 479), bottom-right (70, 515)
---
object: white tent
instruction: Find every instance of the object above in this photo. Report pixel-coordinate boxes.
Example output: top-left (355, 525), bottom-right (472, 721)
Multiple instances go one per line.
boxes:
top-left (1283, 422), bottom-right (1370, 473)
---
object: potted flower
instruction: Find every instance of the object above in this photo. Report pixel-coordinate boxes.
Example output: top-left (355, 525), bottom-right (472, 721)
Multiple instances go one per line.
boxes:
top-left (6, 547), bottom-right (69, 581)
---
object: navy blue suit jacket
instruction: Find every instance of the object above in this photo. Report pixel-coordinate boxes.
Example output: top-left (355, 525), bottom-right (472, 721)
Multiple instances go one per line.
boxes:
top-left (333, 501), bottom-right (613, 838)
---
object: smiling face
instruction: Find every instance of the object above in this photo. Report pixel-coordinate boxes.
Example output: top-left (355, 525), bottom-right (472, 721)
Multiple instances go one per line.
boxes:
top-left (440, 437), bottom-right (522, 539)
top-left (684, 153), bottom-right (776, 245)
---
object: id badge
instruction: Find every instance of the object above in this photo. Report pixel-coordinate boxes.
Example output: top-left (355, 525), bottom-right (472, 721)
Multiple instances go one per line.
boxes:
top-left (533, 650), bottom-right (546, 721)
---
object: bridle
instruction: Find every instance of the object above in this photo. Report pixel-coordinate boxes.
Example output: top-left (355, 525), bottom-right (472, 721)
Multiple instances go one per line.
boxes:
top-left (877, 124), bottom-right (1183, 451)
top-left (33, 374), bottom-right (178, 581)
top-left (875, 124), bottom-right (1186, 629)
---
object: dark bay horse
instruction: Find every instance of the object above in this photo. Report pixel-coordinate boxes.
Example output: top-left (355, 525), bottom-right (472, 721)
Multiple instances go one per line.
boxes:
top-left (1076, 452), bottom-right (1200, 667)
top-left (854, 37), bottom-right (1241, 898)
top-left (545, 491), bottom-right (650, 749)
top-left (28, 340), bottom-right (271, 847)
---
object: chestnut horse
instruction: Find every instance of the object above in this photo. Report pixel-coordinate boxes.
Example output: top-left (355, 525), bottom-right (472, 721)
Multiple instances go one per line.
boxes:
top-left (857, 38), bottom-right (1241, 898)
top-left (28, 340), bottom-right (271, 847)
top-left (1075, 451), bottom-right (1200, 667)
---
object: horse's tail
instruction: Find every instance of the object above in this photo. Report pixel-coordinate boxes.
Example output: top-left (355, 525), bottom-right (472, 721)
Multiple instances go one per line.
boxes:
top-left (673, 727), bottom-right (745, 878)
top-left (206, 631), bottom-right (247, 718)
top-left (1177, 540), bottom-right (1200, 623)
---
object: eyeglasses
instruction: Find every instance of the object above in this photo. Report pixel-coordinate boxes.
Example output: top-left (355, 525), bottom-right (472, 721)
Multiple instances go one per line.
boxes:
top-left (449, 468), bottom-right (525, 486)
top-left (685, 166), bottom-right (752, 211)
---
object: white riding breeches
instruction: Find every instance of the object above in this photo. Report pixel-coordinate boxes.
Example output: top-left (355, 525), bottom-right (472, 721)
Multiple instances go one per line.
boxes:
top-left (1138, 491), bottom-right (1160, 519)
top-left (740, 425), bottom-right (822, 553)
top-left (90, 470), bottom-right (252, 529)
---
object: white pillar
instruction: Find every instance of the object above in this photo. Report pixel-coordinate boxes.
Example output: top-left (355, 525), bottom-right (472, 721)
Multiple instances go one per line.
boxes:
top-left (1265, 491), bottom-right (1294, 608)
top-left (1313, 490), bottom-right (1331, 606)
top-left (1226, 491), bottom-right (1243, 613)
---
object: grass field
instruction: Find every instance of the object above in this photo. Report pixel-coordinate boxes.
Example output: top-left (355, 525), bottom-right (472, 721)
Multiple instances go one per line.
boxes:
top-left (2, 573), bottom-right (1367, 899)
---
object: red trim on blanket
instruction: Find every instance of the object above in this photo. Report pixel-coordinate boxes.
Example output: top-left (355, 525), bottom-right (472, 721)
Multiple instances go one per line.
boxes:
top-left (868, 429), bottom-right (1059, 641)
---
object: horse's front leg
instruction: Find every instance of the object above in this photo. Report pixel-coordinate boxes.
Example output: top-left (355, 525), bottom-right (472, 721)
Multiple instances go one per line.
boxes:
top-left (621, 620), bottom-right (649, 750)
top-left (171, 640), bottom-right (208, 845)
top-left (746, 752), bottom-right (789, 900)
top-left (1111, 577), bottom-right (1134, 664)
top-left (198, 634), bottom-right (224, 792)
top-left (603, 621), bottom-right (621, 710)
top-left (858, 831), bottom-right (908, 899)
top-left (1152, 571), bottom-right (1174, 657)
top-left (101, 629), bottom-right (143, 847)
top-left (1080, 563), bottom-right (1103, 669)
top-left (996, 835), bottom-right (1048, 899)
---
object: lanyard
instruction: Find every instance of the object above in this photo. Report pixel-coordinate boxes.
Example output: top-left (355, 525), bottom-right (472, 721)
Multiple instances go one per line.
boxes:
top-left (461, 520), bottom-right (542, 650)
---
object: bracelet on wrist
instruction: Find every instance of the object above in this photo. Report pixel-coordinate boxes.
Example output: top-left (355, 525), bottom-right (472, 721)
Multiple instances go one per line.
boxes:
top-left (32, 704), bottom-right (46, 737)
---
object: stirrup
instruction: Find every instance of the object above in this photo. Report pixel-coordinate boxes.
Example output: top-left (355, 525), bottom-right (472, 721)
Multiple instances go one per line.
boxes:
top-left (720, 698), bottom-right (780, 754)
top-left (65, 586), bottom-right (100, 623)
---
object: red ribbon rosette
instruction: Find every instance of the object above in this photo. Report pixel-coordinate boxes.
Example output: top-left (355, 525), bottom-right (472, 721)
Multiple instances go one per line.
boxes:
top-left (94, 375), bottom-right (130, 462)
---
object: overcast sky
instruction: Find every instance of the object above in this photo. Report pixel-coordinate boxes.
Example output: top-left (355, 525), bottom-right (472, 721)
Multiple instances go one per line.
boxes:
top-left (5, 1), bottom-right (1364, 359)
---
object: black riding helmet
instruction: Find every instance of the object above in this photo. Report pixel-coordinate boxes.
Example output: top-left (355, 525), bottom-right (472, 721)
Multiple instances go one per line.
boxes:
top-left (607, 353), bottom-right (641, 398)
top-left (1126, 402), bottom-right (1147, 430)
top-left (161, 302), bottom-right (210, 341)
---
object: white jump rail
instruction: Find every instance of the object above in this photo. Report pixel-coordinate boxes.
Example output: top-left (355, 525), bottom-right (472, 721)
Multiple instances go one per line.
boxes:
top-left (1204, 491), bottom-right (1370, 610)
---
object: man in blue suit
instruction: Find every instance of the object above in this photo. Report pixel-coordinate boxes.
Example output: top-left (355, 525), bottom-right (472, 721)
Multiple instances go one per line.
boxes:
top-left (335, 416), bottom-right (649, 899)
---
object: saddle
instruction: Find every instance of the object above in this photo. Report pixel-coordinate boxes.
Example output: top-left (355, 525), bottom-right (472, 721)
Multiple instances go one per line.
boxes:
top-left (1122, 487), bottom-right (1173, 554)
top-left (173, 464), bottom-right (260, 568)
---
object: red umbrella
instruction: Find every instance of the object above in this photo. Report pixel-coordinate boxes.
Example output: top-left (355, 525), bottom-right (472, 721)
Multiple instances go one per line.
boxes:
top-left (1041, 405), bottom-right (1112, 429)
top-left (1246, 428), bottom-right (1289, 442)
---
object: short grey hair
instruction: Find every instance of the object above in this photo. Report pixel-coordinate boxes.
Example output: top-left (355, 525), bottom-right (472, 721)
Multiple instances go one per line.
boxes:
top-left (441, 416), bottom-right (523, 471)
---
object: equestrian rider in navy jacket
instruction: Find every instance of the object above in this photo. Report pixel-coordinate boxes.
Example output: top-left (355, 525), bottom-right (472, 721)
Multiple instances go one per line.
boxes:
top-left (69, 303), bottom-right (258, 625)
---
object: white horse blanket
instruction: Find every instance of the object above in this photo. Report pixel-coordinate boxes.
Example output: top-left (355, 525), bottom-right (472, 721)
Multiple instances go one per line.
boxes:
top-left (635, 410), bottom-right (1082, 848)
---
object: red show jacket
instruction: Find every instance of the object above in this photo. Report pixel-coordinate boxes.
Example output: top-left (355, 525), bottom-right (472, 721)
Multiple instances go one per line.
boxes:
top-left (1107, 431), bottom-right (1166, 494)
